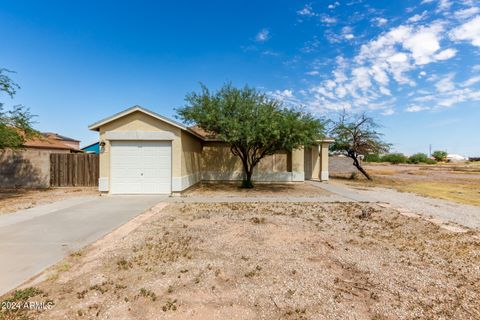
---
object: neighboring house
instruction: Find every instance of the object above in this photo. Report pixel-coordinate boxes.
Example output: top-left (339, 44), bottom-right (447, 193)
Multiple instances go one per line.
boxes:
top-left (24, 132), bottom-right (81, 153)
top-left (82, 142), bottom-right (100, 154)
top-left (0, 132), bottom-right (81, 188)
top-left (89, 106), bottom-right (333, 195)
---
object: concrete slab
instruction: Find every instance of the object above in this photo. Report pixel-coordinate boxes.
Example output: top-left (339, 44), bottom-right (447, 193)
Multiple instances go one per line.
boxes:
top-left (0, 195), bottom-right (166, 295)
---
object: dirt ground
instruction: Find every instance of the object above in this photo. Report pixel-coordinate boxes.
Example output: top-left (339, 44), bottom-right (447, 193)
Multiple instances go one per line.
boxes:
top-left (333, 162), bottom-right (480, 206)
top-left (0, 188), bottom-right (99, 215)
top-left (2, 201), bottom-right (479, 320)
top-left (183, 182), bottom-right (332, 198)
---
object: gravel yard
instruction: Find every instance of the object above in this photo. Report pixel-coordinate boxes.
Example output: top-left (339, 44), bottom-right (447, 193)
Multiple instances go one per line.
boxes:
top-left (0, 188), bottom-right (99, 215)
top-left (2, 201), bottom-right (479, 320)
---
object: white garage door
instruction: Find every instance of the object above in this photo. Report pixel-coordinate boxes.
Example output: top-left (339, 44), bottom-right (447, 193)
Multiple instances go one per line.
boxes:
top-left (110, 141), bottom-right (171, 194)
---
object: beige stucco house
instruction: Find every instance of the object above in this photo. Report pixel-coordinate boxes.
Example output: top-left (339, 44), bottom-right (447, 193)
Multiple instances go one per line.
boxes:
top-left (89, 106), bottom-right (333, 194)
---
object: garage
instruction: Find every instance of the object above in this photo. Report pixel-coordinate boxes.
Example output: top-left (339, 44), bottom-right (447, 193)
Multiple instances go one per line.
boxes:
top-left (110, 140), bottom-right (171, 194)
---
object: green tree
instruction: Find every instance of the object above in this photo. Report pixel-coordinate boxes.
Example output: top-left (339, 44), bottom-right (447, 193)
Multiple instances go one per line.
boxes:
top-left (381, 153), bottom-right (408, 164)
top-left (432, 150), bottom-right (447, 162)
top-left (0, 68), bottom-right (38, 149)
top-left (177, 84), bottom-right (326, 188)
top-left (330, 112), bottom-right (390, 180)
top-left (408, 153), bottom-right (436, 164)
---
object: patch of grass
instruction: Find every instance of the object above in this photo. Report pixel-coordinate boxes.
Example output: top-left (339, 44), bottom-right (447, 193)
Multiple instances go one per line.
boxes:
top-left (161, 298), bottom-right (177, 312)
top-left (250, 217), bottom-right (266, 224)
top-left (400, 182), bottom-right (480, 207)
top-left (139, 288), bottom-right (156, 301)
top-left (3, 287), bottom-right (43, 302)
top-left (117, 258), bottom-right (133, 270)
top-left (245, 265), bottom-right (262, 278)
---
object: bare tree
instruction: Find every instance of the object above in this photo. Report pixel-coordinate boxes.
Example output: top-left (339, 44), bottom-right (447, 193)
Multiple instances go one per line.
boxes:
top-left (330, 111), bottom-right (390, 180)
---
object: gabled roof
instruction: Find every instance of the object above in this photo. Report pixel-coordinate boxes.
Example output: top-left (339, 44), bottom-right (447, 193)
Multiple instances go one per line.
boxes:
top-left (24, 135), bottom-right (80, 151)
top-left (88, 105), bottom-right (205, 140)
top-left (42, 132), bottom-right (80, 142)
top-left (88, 105), bottom-right (335, 144)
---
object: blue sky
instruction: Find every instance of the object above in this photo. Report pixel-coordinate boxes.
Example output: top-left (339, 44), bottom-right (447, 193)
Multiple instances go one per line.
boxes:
top-left (1, 0), bottom-right (479, 156)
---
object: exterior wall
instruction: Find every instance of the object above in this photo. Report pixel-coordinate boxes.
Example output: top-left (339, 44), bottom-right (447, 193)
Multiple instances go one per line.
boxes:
top-left (320, 142), bottom-right (329, 181)
top-left (0, 148), bottom-right (69, 188)
top-left (304, 143), bottom-right (330, 181)
top-left (201, 142), bottom-right (303, 182)
top-left (177, 131), bottom-right (203, 191)
top-left (97, 111), bottom-right (182, 192)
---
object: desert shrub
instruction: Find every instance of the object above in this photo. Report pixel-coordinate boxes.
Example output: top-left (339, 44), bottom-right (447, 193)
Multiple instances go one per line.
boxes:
top-left (381, 153), bottom-right (408, 164)
top-left (408, 153), bottom-right (435, 164)
top-left (364, 154), bottom-right (381, 162)
top-left (432, 150), bottom-right (447, 161)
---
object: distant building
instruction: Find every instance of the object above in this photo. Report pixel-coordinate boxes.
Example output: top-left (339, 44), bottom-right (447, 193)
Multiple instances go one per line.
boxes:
top-left (447, 154), bottom-right (467, 162)
top-left (81, 142), bottom-right (100, 154)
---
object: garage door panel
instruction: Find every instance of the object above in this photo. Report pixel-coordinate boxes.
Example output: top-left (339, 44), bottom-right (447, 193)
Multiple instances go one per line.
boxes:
top-left (110, 140), bottom-right (171, 194)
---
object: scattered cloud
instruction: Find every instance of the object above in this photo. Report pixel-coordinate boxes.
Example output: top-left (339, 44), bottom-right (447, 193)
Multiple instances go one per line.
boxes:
top-left (297, 5), bottom-right (316, 17)
top-left (306, 70), bottom-right (320, 76)
top-left (328, 2), bottom-right (340, 10)
top-left (372, 17), bottom-right (388, 27)
top-left (406, 105), bottom-right (430, 112)
top-left (255, 28), bottom-right (270, 42)
top-left (407, 11), bottom-right (427, 23)
top-left (450, 16), bottom-right (480, 47)
top-left (435, 73), bottom-right (455, 93)
top-left (462, 75), bottom-right (480, 87)
top-left (454, 7), bottom-right (480, 20)
top-left (319, 14), bottom-right (337, 24)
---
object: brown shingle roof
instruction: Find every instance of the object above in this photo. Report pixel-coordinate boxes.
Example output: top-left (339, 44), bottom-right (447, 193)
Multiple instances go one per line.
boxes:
top-left (23, 133), bottom-right (80, 151)
top-left (187, 125), bottom-right (219, 140)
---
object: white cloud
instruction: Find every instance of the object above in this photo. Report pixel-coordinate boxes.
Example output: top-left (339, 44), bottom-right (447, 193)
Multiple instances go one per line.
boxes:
top-left (435, 73), bottom-right (456, 92)
top-left (406, 105), bottom-right (430, 112)
top-left (305, 70), bottom-right (320, 76)
top-left (320, 14), bottom-right (337, 24)
top-left (328, 2), bottom-right (340, 9)
top-left (403, 23), bottom-right (444, 65)
top-left (255, 29), bottom-right (270, 42)
top-left (382, 108), bottom-right (395, 115)
top-left (297, 5), bottom-right (316, 17)
top-left (298, 3), bottom-right (480, 115)
top-left (372, 17), bottom-right (388, 27)
top-left (437, 0), bottom-right (452, 12)
top-left (434, 48), bottom-right (457, 60)
top-left (454, 7), bottom-right (480, 20)
top-left (407, 11), bottom-right (428, 23)
top-left (450, 16), bottom-right (480, 47)
top-left (462, 75), bottom-right (480, 87)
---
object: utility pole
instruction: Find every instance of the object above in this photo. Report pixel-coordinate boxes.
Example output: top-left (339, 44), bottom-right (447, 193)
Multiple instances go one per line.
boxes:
top-left (429, 144), bottom-right (432, 157)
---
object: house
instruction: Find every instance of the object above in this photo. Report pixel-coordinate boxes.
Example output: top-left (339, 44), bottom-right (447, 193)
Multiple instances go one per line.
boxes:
top-left (22, 132), bottom-right (81, 153)
top-left (0, 132), bottom-right (81, 188)
top-left (88, 106), bottom-right (333, 194)
top-left (81, 142), bottom-right (100, 154)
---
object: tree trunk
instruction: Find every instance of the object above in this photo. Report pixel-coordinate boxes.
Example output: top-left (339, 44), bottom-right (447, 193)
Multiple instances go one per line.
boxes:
top-left (240, 158), bottom-right (255, 188)
top-left (351, 156), bottom-right (372, 180)
top-left (242, 169), bottom-right (254, 188)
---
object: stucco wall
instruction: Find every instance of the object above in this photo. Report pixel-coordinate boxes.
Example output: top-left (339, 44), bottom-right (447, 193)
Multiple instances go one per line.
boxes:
top-left (97, 111), bottom-right (183, 191)
top-left (178, 131), bottom-right (203, 189)
top-left (200, 142), bottom-right (302, 182)
top-left (0, 148), bottom-right (68, 188)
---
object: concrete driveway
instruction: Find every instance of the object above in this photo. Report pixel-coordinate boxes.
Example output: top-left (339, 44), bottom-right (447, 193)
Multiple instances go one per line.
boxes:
top-left (0, 195), bottom-right (166, 296)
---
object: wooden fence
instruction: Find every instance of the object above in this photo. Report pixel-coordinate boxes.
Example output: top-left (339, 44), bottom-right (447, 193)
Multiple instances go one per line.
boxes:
top-left (50, 153), bottom-right (99, 187)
